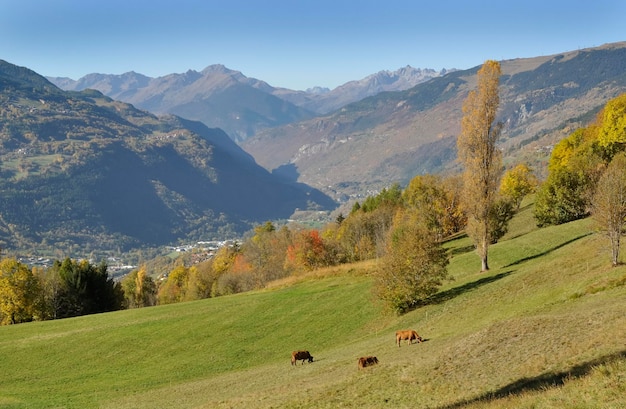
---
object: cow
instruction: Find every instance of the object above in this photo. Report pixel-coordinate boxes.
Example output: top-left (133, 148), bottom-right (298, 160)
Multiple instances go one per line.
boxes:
top-left (358, 356), bottom-right (379, 369)
top-left (396, 329), bottom-right (423, 347)
top-left (291, 350), bottom-right (314, 365)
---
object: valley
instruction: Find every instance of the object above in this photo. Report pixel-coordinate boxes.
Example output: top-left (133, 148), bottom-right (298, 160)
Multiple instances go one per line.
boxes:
top-left (1, 42), bottom-right (626, 277)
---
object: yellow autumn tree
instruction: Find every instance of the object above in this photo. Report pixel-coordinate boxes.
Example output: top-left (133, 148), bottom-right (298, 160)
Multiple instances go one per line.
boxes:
top-left (457, 60), bottom-right (503, 271)
top-left (403, 174), bottom-right (466, 240)
top-left (120, 265), bottom-right (156, 308)
top-left (534, 95), bottom-right (626, 227)
top-left (157, 264), bottom-right (190, 304)
top-left (597, 92), bottom-right (626, 157)
top-left (0, 258), bottom-right (41, 325)
top-left (500, 163), bottom-right (538, 209)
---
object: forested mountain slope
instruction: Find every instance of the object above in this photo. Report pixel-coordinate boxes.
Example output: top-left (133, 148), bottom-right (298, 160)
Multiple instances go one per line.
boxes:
top-left (243, 42), bottom-right (626, 201)
top-left (0, 60), bottom-right (335, 255)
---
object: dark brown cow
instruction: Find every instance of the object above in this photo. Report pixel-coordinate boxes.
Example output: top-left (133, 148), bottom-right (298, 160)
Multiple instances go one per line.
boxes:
top-left (358, 356), bottom-right (379, 369)
top-left (291, 350), bottom-right (314, 365)
top-left (396, 329), bottom-right (423, 347)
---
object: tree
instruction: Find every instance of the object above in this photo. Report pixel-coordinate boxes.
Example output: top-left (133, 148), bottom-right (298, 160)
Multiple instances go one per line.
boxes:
top-left (487, 196), bottom-right (516, 244)
top-left (403, 174), bottom-right (448, 239)
top-left (337, 206), bottom-right (396, 261)
top-left (209, 244), bottom-right (239, 297)
top-left (335, 213), bottom-right (345, 225)
top-left (215, 253), bottom-right (255, 295)
top-left (403, 174), bottom-right (466, 240)
top-left (53, 258), bottom-right (123, 318)
top-left (592, 152), bottom-right (626, 266)
top-left (34, 265), bottom-right (64, 320)
top-left (285, 229), bottom-right (334, 271)
top-left (359, 183), bottom-right (403, 212)
top-left (374, 209), bottom-right (449, 314)
top-left (120, 265), bottom-right (157, 308)
top-left (533, 113), bottom-right (606, 227)
top-left (157, 264), bottom-right (190, 304)
top-left (339, 185), bottom-right (404, 262)
top-left (597, 93), bottom-right (626, 158)
top-left (0, 258), bottom-right (41, 325)
top-left (185, 260), bottom-right (216, 301)
top-left (241, 223), bottom-right (292, 286)
top-left (533, 166), bottom-right (592, 227)
top-left (440, 174), bottom-right (468, 236)
top-left (457, 60), bottom-right (503, 271)
top-left (500, 163), bottom-right (538, 209)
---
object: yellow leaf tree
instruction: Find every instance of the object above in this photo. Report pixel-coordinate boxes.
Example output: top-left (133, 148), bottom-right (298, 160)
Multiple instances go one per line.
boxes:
top-left (597, 93), bottom-right (626, 156)
top-left (157, 264), bottom-right (190, 304)
top-left (120, 265), bottom-right (157, 308)
top-left (403, 174), bottom-right (466, 240)
top-left (500, 163), bottom-right (538, 209)
top-left (0, 258), bottom-right (41, 325)
top-left (457, 60), bottom-right (503, 271)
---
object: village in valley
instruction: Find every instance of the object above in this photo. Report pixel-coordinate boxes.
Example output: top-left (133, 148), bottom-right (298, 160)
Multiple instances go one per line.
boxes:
top-left (16, 239), bottom-right (240, 280)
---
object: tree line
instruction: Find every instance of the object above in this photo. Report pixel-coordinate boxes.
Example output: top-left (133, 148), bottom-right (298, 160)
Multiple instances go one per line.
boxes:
top-left (534, 92), bottom-right (626, 266)
top-left (0, 258), bottom-right (124, 325)
top-left (2, 62), bottom-right (625, 323)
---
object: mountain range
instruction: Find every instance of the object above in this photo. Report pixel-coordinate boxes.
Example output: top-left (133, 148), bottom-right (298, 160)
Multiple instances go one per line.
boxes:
top-left (242, 42), bottom-right (626, 202)
top-left (50, 43), bottom-right (626, 205)
top-left (0, 60), bottom-right (334, 256)
top-left (48, 66), bottom-right (449, 143)
top-left (3, 41), bottom-right (626, 256)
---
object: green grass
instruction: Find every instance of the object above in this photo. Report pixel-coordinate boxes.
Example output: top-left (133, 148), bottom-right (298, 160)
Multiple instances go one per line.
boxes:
top-left (1, 204), bottom-right (625, 408)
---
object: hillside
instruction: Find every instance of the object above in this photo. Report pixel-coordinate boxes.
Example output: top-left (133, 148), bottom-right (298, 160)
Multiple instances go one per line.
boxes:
top-left (243, 42), bottom-right (626, 202)
top-left (0, 60), bottom-right (335, 256)
top-left (1, 202), bottom-right (624, 408)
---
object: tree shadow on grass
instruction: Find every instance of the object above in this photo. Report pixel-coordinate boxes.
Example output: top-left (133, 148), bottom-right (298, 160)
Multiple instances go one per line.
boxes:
top-left (415, 271), bottom-right (513, 308)
top-left (448, 244), bottom-right (476, 257)
top-left (443, 233), bottom-right (476, 258)
top-left (504, 233), bottom-right (592, 268)
top-left (436, 350), bottom-right (626, 409)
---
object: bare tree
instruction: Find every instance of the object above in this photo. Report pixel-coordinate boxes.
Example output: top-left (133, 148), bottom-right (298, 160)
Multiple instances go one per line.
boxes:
top-left (592, 152), bottom-right (626, 266)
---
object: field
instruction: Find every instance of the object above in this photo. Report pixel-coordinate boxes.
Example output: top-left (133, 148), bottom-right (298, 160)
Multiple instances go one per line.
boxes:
top-left (0, 202), bottom-right (625, 408)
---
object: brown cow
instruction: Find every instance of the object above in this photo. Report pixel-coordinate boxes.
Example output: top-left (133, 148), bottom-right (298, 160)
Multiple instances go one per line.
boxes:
top-left (291, 350), bottom-right (314, 365)
top-left (358, 356), bottom-right (379, 369)
top-left (396, 329), bottom-right (423, 347)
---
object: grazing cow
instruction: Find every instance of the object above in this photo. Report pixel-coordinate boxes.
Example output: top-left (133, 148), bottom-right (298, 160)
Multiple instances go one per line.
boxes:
top-left (358, 356), bottom-right (379, 369)
top-left (291, 350), bottom-right (314, 365)
top-left (396, 329), bottom-right (423, 347)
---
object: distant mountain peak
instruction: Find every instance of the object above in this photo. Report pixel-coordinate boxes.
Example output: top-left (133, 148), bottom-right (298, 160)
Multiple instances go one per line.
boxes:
top-left (306, 86), bottom-right (331, 94)
top-left (279, 65), bottom-right (452, 114)
top-left (348, 65), bottom-right (448, 90)
top-left (200, 64), bottom-right (232, 74)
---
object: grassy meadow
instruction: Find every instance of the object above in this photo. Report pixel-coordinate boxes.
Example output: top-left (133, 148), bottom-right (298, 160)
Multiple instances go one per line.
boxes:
top-left (1, 201), bottom-right (625, 408)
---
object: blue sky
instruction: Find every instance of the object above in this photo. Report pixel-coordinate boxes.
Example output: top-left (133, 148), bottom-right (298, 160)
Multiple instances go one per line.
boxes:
top-left (1, 0), bottom-right (624, 90)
